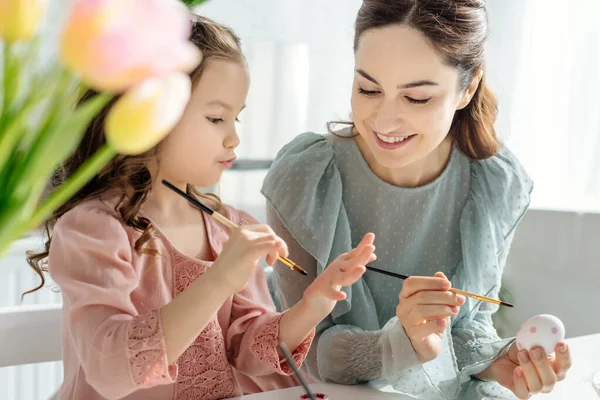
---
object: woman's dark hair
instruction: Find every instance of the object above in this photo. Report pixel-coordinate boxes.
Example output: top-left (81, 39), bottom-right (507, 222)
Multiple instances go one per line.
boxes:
top-left (331, 0), bottom-right (499, 160)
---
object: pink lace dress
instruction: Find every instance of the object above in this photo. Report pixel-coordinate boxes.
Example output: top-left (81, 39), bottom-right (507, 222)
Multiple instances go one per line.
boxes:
top-left (49, 199), bottom-right (314, 400)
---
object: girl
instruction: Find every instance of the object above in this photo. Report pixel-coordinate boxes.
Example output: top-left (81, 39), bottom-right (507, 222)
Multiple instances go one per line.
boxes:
top-left (27, 16), bottom-right (375, 400)
top-left (262, 1), bottom-right (572, 399)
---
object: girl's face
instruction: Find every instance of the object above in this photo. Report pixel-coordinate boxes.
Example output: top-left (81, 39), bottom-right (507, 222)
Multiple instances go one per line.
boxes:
top-left (159, 58), bottom-right (249, 187)
top-left (351, 24), bottom-right (478, 172)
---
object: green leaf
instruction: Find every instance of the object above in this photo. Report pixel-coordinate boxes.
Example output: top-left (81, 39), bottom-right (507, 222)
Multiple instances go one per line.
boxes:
top-left (28, 144), bottom-right (116, 229)
top-left (180, 0), bottom-right (208, 7)
top-left (14, 93), bottom-right (112, 201)
top-left (0, 177), bottom-right (44, 257)
top-left (19, 69), bottom-right (80, 155)
top-left (0, 97), bottom-right (43, 173)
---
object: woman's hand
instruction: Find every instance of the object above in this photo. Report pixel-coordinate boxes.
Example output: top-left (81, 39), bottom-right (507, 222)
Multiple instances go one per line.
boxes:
top-left (396, 272), bottom-right (465, 363)
top-left (301, 233), bottom-right (375, 316)
top-left (481, 341), bottom-right (572, 399)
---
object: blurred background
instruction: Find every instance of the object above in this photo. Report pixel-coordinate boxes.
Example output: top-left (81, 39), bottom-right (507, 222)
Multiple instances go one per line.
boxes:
top-left (1, 0), bottom-right (599, 398)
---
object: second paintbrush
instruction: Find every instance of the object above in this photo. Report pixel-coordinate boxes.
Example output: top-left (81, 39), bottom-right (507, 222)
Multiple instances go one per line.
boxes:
top-left (365, 265), bottom-right (513, 308)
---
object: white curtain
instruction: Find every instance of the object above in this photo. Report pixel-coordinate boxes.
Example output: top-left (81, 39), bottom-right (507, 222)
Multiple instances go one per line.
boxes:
top-left (202, 0), bottom-right (600, 213)
top-left (198, 0), bottom-right (363, 219)
top-left (503, 0), bottom-right (600, 209)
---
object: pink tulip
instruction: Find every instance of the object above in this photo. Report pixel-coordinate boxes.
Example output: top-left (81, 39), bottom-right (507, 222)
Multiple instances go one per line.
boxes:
top-left (60, 0), bottom-right (202, 93)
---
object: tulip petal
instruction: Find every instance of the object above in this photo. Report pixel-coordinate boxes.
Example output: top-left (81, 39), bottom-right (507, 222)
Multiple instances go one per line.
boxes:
top-left (59, 0), bottom-right (200, 92)
top-left (105, 72), bottom-right (191, 155)
top-left (0, 0), bottom-right (49, 42)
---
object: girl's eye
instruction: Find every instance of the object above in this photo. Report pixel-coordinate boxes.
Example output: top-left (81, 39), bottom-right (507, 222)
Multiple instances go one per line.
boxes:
top-left (358, 87), bottom-right (381, 97)
top-left (207, 117), bottom-right (224, 124)
top-left (406, 97), bottom-right (431, 105)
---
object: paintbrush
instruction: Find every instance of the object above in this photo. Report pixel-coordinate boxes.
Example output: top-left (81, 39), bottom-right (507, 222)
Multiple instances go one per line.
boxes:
top-left (365, 265), bottom-right (513, 308)
top-left (279, 342), bottom-right (317, 400)
top-left (162, 179), bottom-right (307, 276)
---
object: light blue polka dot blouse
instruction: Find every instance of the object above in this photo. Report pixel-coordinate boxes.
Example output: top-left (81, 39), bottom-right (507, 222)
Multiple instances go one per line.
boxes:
top-left (262, 129), bottom-right (533, 399)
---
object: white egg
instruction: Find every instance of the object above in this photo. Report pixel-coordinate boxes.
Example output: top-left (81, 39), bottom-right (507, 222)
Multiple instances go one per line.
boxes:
top-left (516, 314), bottom-right (565, 354)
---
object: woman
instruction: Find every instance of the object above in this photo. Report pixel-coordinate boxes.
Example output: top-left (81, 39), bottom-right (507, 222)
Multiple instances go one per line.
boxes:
top-left (261, 1), bottom-right (572, 399)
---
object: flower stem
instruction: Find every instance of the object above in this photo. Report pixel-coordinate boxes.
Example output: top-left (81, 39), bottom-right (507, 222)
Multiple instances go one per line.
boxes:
top-left (28, 144), bottom-right (116, 228)
top-left (1, 43), bottom-right (11, 128)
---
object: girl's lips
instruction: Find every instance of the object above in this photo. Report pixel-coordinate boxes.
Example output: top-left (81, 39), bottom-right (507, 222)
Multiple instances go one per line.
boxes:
top-left (218, 157), bottom-right (236, 168)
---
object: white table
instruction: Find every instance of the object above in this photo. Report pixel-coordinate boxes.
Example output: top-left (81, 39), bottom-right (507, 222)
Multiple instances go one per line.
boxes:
top-left (231, 381), bottom-right (415, 399)
top-left (529, 333), bottom-right (600, 399)
top-left (233, 333), bottom-right (600, 399)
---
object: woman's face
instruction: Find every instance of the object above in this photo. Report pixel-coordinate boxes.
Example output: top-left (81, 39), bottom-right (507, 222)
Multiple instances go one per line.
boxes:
top-left (351, 24), bottom-right (477, 172)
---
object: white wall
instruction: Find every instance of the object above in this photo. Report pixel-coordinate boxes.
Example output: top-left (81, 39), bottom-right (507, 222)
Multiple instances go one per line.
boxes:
top-left (497, 209), bottom-right (600, 339)
top-left (197, 0), bottom-right (530, 154)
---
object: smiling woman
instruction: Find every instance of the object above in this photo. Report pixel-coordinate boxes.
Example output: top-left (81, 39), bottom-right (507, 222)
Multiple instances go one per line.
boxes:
top-left (262, 0), bottom-right (571, 399)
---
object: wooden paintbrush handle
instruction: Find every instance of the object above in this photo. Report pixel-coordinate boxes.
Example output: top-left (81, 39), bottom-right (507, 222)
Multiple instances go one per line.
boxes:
top-left (212, 211), bottom-right (239, 230)
top-left (450, 288), bottom-right (501, 306)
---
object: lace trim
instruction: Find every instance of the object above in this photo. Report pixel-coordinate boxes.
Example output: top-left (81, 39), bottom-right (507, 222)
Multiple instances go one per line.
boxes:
top-left (172, 253), bottom-right (239, 400)
top-left (250, 314), bottom-right (315, 375)
top-left (126, 310), bottom-right (177, 387)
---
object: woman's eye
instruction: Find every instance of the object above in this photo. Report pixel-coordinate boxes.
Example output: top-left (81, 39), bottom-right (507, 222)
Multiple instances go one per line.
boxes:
top-left (406, 97), bottom-right (431, 105)
top-left (358, 87), bottom-right (381, 97)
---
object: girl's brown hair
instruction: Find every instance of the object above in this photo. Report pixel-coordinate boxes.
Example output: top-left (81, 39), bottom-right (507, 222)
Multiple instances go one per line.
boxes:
top-left (330, 0), bottom-right (499, 160)
top-left (25, 15), bottom-right (244, 296)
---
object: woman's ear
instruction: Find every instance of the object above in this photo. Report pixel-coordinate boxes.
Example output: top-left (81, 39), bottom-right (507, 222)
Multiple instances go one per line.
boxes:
top-left (457, 69), bottom-right (484, 110)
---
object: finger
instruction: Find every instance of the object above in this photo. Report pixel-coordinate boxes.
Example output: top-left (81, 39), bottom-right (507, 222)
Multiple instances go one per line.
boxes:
top-left (342, 244), bottom-right (375, 267)
top-left (518, 350), bottom-right (543, 393)
top-left (359, 232), bottom-right (375, 246)
top-left (513, 367), bottom-right (530, 399)
top-left (320, 285), bottom-right (347, 301)
top-left (400, 276), bottom-right (451, 298)
top-left (242, 224), bottom-right (271, 234)
top-left (410, 290), bottom-right (465, 307)
top-left (409, 318), bottom-right (447, 339)
top-left (368, 253), bottom-right (377, 263)
top-left (340, 244), bottom-right (368, 262)
top-left (407, 304), bottom-right (459, 325)
top-left (247, 225), bottom-right (288, 258)
top-left (252, 240), bottom-right (280, 262)
top-left (275, 236), bottom-right (289, 259)
top-left (434, 271), bottom-right (454, 290)
top-left (264, 241), bottom-right (283, 266)
top-left (331, 265), bottom-right (366, 287)
top-left (434, 271), bottom-right (448, 280)
top-left (553, 342), bottom-right (571, 381)
top-left (351, 244), bottom-right (376, 265)
top-left (530, 347), bottom-right (557, 392)
top-left (243, 227), bottom-right (277, 243)
top-left (340, 233), bottom-right (375, 261)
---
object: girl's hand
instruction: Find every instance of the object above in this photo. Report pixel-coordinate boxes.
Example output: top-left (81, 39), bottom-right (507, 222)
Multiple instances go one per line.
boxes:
top-left (302, 233), bottom-right (376, 315)
top-left (484, 341), bottom-right (572, 399)
top-left (396, 272), bottom-right (466, 363)
top-left (212, 224), bottom-right (288, 293)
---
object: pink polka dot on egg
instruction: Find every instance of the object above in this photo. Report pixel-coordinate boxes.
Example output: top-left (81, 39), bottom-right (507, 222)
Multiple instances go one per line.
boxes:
top-left (516, 314), bottom-right (565, 354)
